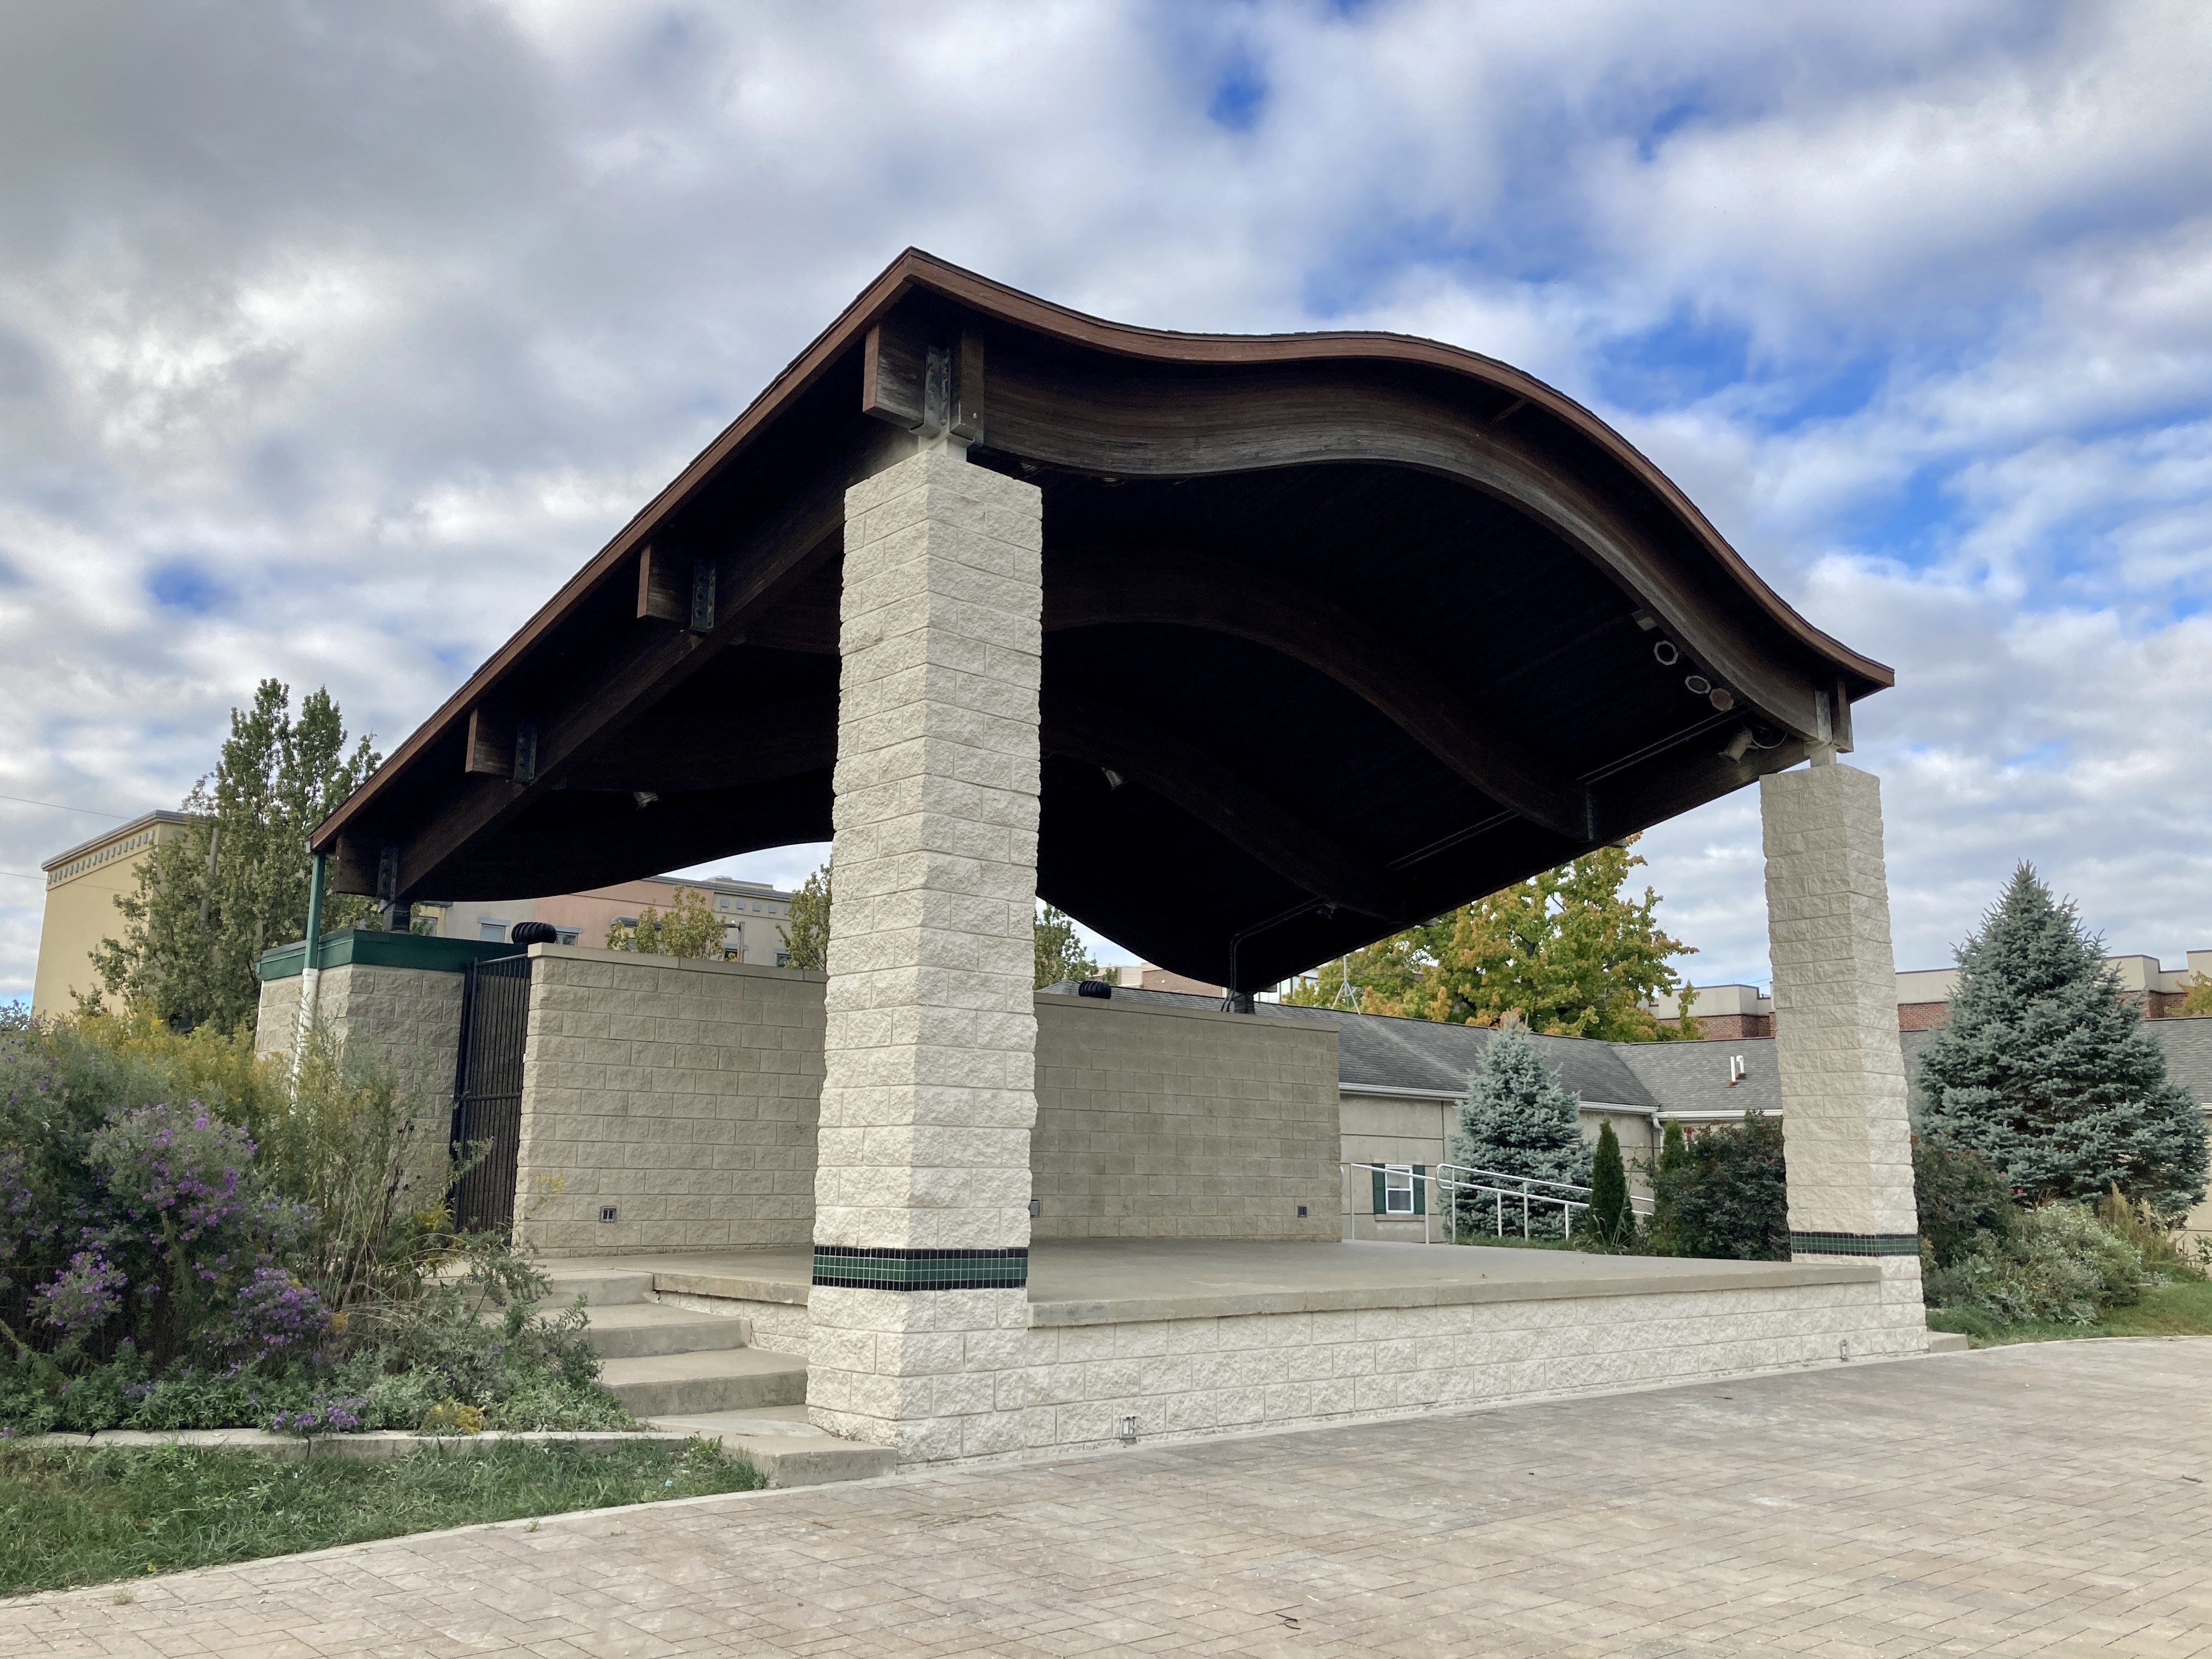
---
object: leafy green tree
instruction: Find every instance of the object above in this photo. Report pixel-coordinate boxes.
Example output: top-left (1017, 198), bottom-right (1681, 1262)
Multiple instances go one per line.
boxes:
top-left (1283, 838), bottom-right (1701, 1040)
top-left (606, 888), bottom-right (725, 958)
top-left (777, 867), bottom-right (1109, 988)
top-left (1034, 903), bottom-right (1103, 989)
top-left (1648, 1113), bottom-right (1790, 1261)
top-left (1915, 865), bottom-right (2208, 1218)
top-left (91, 681), bottom-right (379, 1033)
top-left (1450, 1026), bottom-right (1591, 1236)
top-left (782, 862), bottom-right (832, 971)
top-left (1587, 1119), bottom-right (1633, 1246)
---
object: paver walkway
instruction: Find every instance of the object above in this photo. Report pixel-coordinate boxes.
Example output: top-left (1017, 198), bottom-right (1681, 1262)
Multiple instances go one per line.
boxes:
top-left (8, 1339), bottom-right (2211, 1657)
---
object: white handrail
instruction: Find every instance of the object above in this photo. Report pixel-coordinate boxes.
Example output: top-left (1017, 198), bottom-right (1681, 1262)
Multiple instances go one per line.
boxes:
top-left (1346, 1159), bottom-right (1651, 1246)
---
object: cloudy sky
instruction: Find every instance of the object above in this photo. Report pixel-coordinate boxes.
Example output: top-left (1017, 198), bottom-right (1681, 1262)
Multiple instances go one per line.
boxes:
top-left (4, 0), bottom-right (2210, 999)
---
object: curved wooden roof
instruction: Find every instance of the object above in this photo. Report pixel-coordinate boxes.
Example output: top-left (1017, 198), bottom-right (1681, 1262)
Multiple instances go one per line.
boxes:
top-left (315, 249), bottom-right (1889, 991)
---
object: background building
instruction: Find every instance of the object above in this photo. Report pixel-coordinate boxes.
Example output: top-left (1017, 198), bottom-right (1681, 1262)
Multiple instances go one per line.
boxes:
top-left (1650, 948), bottom-right (2212, 1037)
top-left (31, 810), bottom-right (197, 1017)
top-left (414, 874), bottom-right (798, 964)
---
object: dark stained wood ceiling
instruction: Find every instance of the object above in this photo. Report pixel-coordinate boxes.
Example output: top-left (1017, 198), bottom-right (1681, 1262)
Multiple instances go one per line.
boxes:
top-left (313, 251), bottom-right (1891, 992)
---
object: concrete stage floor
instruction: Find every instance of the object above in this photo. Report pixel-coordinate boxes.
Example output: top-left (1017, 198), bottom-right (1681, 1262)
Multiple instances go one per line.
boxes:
top-left (544, 1238), bottom-right (1877, 1327)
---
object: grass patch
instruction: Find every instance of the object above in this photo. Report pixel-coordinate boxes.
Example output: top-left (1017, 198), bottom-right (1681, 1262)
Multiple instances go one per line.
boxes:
top-left (0, 1436), bottom-right (762, 1596)
top-left (1449, 1233), bottom-right (1584, 1251)
top-left (1926, 1279), bottom-right (2212, 1348)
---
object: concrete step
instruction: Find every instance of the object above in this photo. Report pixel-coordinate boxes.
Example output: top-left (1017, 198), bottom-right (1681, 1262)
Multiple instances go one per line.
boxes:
top-left (538, 1268), bottom-right (654, 1308)
top-left (649, 1405), bottom-right (898, 1489)
top-left (582, 1301), bottom-right (752, 1361)
top-left (600, 1347), bottom-right (808, 1417)
top-left (1926, 1330), bottom-right (1971, 1354)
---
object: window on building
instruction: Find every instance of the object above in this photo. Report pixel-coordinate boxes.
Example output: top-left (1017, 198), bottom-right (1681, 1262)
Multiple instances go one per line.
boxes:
top-left (1370, 1165), bottom-right (1426, 1216)
top-left (479, 919), bottom-right (509, 943)
top-left (556, 929), bottom-right (579, 945)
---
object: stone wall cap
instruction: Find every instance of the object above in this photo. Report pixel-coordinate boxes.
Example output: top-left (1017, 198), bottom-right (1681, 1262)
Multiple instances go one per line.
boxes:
top-left (529, 943), bottom-right (826, 983)
top-left (1027, 1260), bottom-right (1878, 1326)
top-left (1035, 990), bottom-right (1339, 1036)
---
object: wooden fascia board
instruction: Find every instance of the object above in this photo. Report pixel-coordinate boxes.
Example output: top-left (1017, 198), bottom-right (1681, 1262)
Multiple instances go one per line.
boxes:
top-left (315, 246), bottom-right (1889, 854)
top-left (310, 256), bottom-right (932, 854)
top-left (886, 251), bottom-right (1891, 696)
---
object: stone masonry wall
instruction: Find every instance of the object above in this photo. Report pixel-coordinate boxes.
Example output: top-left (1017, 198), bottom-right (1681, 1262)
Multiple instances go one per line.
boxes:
top-left (253, 962), bottom-right (465, 1203)
top-left (808, 446), bottom-right (1047, 1458)
top-left (512, 946), bottom-right (825, 1256)
top-left (499, 949), bottom-right (1345, 1255)
top-left (919, 1270), bottom-right (1907, 1465)
top-left (1762, 761), bottom-right (1927, 1346)
top-left (1031, 995), bottom-right (1339, 1241)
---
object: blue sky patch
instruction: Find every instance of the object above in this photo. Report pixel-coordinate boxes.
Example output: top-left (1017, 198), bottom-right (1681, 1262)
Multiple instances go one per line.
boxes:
top-left (1839, 466), bottom-right (1963, 570)
top-left (146, 561), bottom-right (233, 615)
top-left (1207, 50), bottom-right (1266, 131)
top-left (1592, 312), bottom-right (1751, 413)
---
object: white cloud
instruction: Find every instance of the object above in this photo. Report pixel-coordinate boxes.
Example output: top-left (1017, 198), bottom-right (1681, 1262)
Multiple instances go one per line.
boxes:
top-left (2, 0), bottom-right (2210, 1003)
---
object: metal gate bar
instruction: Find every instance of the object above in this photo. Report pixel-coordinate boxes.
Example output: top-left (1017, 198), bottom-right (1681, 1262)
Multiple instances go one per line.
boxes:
top-left (450, 953), bottom-right (531, 1233)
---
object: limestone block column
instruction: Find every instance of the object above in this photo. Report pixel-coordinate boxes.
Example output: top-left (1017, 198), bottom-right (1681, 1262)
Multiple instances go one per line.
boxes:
top-left (1762, 759), bottom-right (1927, 1352)
top-left (808, 445), bottom-right (1045, 1461)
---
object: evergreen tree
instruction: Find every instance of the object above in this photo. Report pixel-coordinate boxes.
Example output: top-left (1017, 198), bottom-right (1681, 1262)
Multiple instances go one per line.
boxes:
top-left (91, 681), bottom-right (378, 1033)
top-left (1645, 1118), bottom-right (1689, 1254)
top-left (1587, 1119), bottom-right (1633, 1246)
top-left (1450, 1026), bottom-right (1592, 1235)
top-left (1915, 865), bottom-right (2208, 1218)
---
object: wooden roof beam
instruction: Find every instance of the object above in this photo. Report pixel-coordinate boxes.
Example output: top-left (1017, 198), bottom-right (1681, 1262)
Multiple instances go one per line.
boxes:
top-left (1043, 703), bottom-right (1404, 920)
top-left (1045, 554), bottom-right (1593, 842)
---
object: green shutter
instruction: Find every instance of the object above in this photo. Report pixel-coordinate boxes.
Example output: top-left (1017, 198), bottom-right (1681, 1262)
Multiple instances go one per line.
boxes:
top-left (1413, 1165), bottom-right (1426, 1216)
top-left (1371, 1167), bottom-right (1387, 1215)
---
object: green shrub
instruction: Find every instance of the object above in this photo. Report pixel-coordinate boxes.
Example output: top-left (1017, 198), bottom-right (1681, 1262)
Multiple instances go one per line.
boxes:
top-left (1914, 1135), bottom-right (2015, 1268)
top-left (1646, 1112), bottom-right (1788, 1261)
top-left (1922, 1203), bottom-right (2148, 1325)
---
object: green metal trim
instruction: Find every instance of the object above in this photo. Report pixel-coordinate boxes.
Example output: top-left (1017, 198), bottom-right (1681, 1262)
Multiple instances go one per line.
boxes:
top-left (1790, 1231), bottom-right (1921, 1258)
top-left (811, 1246), bottom-right (1029, 1291)
top-left (257, 929), bottom-right (522, 982)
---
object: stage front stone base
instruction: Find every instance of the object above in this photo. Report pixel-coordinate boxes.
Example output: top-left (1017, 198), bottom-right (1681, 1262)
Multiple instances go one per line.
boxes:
top-left (549, 1239), bottom-right (1920, 1466)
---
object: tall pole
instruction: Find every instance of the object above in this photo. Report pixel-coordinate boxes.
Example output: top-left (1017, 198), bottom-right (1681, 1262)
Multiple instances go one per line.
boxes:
top-left (291, 851), bottom-right (327, 1067)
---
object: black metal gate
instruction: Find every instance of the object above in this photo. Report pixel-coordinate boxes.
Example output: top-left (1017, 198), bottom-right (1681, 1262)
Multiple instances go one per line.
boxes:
top-left (450, 953), bottom-right (531, 1233)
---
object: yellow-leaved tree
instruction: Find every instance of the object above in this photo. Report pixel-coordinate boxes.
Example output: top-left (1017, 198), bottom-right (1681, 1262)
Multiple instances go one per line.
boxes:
top-left (1282, 838), bottom-right (1701, 1041)
top-left (605, 887), bottom-right (726, 958)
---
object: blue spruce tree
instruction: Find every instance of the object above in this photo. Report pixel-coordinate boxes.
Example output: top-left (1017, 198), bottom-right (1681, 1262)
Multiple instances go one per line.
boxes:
top-left (1916, 865), bottom-right (2208, 1218)
top-left (1452, 1026), bottom-right (1593, 1237)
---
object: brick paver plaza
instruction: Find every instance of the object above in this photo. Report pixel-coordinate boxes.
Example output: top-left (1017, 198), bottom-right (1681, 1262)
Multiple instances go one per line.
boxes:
top-left (8, 1339), bottom-right (2211, 1657)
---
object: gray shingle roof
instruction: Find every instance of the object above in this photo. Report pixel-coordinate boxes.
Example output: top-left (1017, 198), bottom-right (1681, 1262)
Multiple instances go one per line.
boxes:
top-left (1047, 985), bottom-right (2212, 1116)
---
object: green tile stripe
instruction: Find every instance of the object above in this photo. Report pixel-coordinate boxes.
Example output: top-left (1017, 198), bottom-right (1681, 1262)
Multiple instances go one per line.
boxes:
top-left (1790, 1231), bottom-right (1921, 1258)
top-left (812, 1246), bottom-right (1029, 1291)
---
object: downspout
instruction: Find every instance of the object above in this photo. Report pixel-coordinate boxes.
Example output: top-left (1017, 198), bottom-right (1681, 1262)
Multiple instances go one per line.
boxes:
top-left (291, 851), bottom-right (326, 1070)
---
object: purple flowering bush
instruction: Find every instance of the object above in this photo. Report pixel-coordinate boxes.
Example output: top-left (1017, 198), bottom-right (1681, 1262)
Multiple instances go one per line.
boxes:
top-left (1, 1009), bottom-right (630, 1438)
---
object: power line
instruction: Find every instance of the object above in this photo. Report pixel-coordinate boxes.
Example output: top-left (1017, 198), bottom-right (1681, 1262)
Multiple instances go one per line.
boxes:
top-left (0, 793), bottom-right (128, 819)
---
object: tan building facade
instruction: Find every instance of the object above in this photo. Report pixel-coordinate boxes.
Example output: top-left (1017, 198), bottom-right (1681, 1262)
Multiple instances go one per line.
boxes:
top-left (32, 810), bottom-right (198, 1017)
top-left (415, 874), bottom-right (799, 964)
top-left (1651, 947), bottom-right (2212, 1039)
